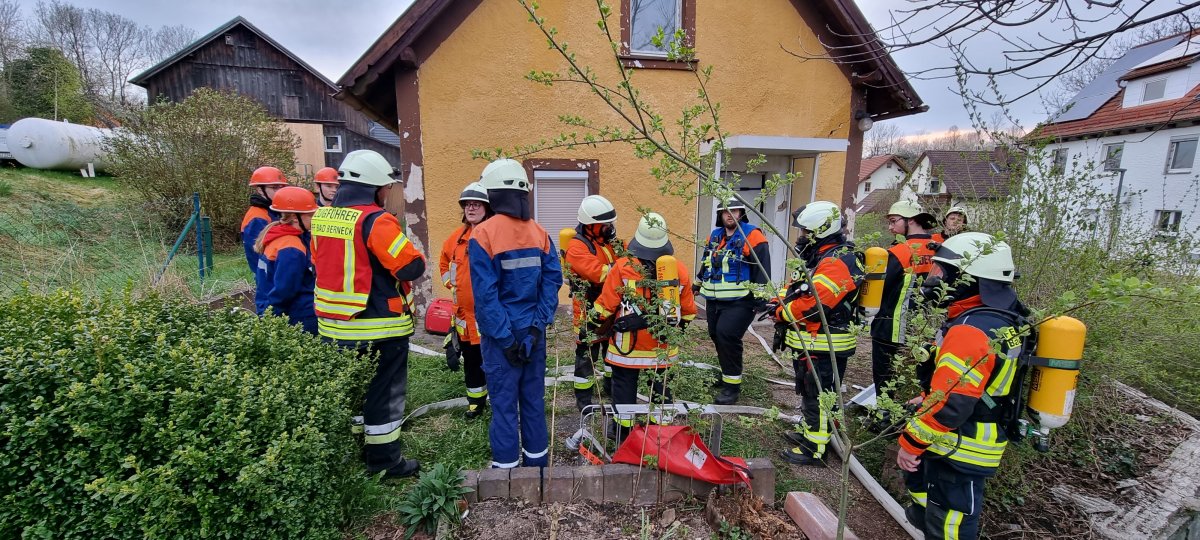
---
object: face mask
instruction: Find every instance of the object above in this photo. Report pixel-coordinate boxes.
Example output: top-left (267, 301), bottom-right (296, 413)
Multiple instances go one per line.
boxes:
top-left (601, 224), bottom-right (617, 243)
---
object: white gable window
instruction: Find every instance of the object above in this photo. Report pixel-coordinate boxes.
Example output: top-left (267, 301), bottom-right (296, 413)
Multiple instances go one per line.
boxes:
top-left (533, 169), bottom-right (589, 238)
top-left (1166, 137), bottom-right (1197, 173)
top-left (1103, 143), bottom-right (1123, 171)
top-left (1142, 78), bottom-right (1167, 103)
top-left (630, 0), bottom-right (681, 57)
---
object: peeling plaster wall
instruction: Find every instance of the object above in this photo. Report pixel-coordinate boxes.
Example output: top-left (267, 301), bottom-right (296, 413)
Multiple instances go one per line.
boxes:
top-left (417, 0), bottom-right (853, 298)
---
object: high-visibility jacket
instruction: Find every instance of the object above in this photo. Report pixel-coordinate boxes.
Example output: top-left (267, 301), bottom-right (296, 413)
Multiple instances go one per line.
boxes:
top-left (899, 295), bottom-right (1024, 476)
top-left (593, 257), bottom-right (697, 369)
top-left (310, 204), bottom-right (424, 343)
top-left (439, 223), bottom-right (481, 345)
top-left (240, 204), bottom-right (274, 272)
top-left (776, 242), bottom-right (864, 353)
top-left (564, 229), bottom-right (617, 334)
top-left (468, 214), bottom-right (562, 347)
top-left (870, 233), bottom-right (937, 343)
top-left (255, 224), bottom-right (316, 332)
top-left (698, 223), bottom-right (770, 300)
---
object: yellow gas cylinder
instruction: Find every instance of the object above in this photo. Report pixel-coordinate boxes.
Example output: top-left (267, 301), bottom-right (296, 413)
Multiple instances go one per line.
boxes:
top-left (1028, 316), bottom-right (1086, 429)
top-left (558, 228), bottom-right (576, 267)
top-left (858, 246), bottom-right (888, 313)
top-left (656, 255), bottom-right (681, 322)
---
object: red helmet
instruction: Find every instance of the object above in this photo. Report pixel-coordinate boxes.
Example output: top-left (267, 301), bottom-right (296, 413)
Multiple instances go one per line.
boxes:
top-left (314, 167), bottom-right (339, 185)
top-left (249, 166), bottom-right (289, 187)
top-left (269, 186), bottom-right (318, 213)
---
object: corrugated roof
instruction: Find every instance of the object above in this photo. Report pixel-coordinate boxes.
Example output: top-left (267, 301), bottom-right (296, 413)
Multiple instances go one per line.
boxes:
top-left (368, 121), bottom-right (401, 146)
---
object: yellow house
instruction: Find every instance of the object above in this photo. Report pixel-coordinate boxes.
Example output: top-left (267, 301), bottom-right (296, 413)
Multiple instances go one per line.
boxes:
top-left (336, 0), bottom-right (924, 307)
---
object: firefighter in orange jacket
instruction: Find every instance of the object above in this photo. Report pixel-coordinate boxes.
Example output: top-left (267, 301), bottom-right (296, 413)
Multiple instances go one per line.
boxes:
top-left (310, 150), bottom-right (424, 479)
top-left (592, 212), bottom-right (696, 441)
top-left (870, 200), bottom-right (939, 413)
top-left (241, 166), bottom-right (289, 273)
top-left (439, 182), bottom-right (492, 419)
top-left (565, 194), bottom-right (619, 410)
top-left (314, 166), bottom-right (340, 207)
top-left (774, 202), bottom-right (865, 465)
top-left (897, 232), bottom-right (1027, 540)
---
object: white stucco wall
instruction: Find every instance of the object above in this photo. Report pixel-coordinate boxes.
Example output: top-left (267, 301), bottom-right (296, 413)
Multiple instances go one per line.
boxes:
top-left (901, 156), bottom-right (948, 200)
top-left (855, 160), bottom-right (906, 202)
top-left (1121, 62), bottom-right (1200, 108)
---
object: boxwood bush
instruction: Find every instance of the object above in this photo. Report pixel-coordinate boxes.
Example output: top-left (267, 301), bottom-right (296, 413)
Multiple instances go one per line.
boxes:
top-left (1, 290), bottom-right (374, 539)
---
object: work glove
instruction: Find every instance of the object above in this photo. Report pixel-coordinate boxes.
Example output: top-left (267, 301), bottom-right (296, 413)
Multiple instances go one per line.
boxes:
top-left (691, 283), bottom-right (701, 295)
top-left (503, 340), bottom-right (525, 367)
top-left (444, 333), bottom-right (461, 371)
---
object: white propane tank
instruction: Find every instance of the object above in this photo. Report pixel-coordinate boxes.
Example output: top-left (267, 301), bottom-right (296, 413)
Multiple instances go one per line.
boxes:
top-left (9, 117), bottom-right (112, 171)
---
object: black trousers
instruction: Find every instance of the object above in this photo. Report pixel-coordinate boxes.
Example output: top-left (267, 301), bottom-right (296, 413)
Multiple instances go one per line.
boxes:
top-left (905, 458), bottom-right (986, 540)
top-left (871, 338), bottom-right (901, 401)
top-left (573, 341), bottom-right (606, 391)
top-left (706, 296), bottom-right (756, 385)
top-left (360, 337), bottom-right (409, 472)
top-left (792, 349), bottom-right (852, 454)
top-left (462, 342), bottom-right (487, 403)
top-left (609, 365), bottom-right (672, 425)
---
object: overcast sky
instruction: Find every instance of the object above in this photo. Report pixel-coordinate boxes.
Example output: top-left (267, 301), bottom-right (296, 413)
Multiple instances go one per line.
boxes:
top-left (51, 0), bottom-right (1189, 138)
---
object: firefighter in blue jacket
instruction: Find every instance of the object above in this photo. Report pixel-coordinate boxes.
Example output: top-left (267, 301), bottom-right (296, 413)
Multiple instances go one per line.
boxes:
top-left (253, 186), bottom-right (318, 334)
top-left (469, 158), bottom-right (563, 469)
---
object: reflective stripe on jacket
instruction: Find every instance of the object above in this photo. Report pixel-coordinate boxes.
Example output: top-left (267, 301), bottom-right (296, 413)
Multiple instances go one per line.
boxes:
top-left (310, 204), bottom-right (422, 343)
top-left (698, 223), bottom-right (768, 300)
top-left (592, 257), bottom-right (697, 369)
top-left (241, 206), bottom-right (272, 272)
top-left (439, 224), bottom-right (481, 344)
top-left (869, 234), bottom-right (936, 343)
top-left (255, 227), bottom-right (315, 327)
top-left (565, 233), bottom-right (617, 332)
top-left (778, 243), bottom-right (864, 353)
top-left (468, 214), bottom-right (562, 348)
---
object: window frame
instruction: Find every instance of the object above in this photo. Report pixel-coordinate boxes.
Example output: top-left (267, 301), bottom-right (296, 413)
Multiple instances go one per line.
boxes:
top-left (1142, 77), bottom-right (1167, 103)
top-left (324, 135), bottom-right (343, 153)
top-left (928, 177), bottom-right (941, 194)
top-left (1051, 147), bottom-right (1068, 175)
top-left (1103, 142), bottom-right (1123, 171)
top-left (1166, 137), bottom-right (1198, 174)
top-left (619, 0), bottom-right (696, 70)
top-left (863, 181), bottom-right (871, 193)
top-left (1155, 209), bottom-right (1183, 235)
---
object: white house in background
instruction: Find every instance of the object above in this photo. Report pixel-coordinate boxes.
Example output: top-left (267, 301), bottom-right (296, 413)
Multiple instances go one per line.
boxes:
top-left (901, 149), bottom-right (1013, 216)
top-left (1039, 31), bottom-right (1200, 244)
top-left (855, 154), bottom-right (908, 203)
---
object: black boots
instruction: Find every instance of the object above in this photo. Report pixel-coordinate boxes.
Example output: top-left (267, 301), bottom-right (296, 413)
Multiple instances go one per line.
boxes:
top-left (575, 389), bottom-right (593, 411)
top-left (714, 383), bottom-right (741, 405)
top-left (381, 458), bottom-right (421, 478)
top-left (779, 432), bottom-right (824, 466)
top-left (465, 396), bottom-right (488, 419)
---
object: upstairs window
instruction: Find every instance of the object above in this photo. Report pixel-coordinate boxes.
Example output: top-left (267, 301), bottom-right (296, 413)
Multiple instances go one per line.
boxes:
top-left (928, 178), bottom-right (941, 194)
top-left (1103, 143), bottom-right (1123, 171)
top-left (324, 135), bottom-right (342, 153)
top-left (1167, 137), bottom-right (1197, 173)
top-left (1142, 78), bottom-right (1167, 103)
top-left (863, 181), bottom-right (871, 193)
top-left (620, 0), bottom-right (695, 69)
top-left (1051, 148), bottom-right (1068, 175)
top-left (1156, 210), bottom-right (1182, 234)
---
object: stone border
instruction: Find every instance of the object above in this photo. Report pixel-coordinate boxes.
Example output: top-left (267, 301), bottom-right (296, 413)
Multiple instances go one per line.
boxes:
top-left (461, 459), bottom-right (775, 506)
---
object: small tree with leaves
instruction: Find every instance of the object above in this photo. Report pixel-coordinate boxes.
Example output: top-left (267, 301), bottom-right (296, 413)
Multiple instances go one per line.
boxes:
top-left (107, 88), bottom-right (298, 246)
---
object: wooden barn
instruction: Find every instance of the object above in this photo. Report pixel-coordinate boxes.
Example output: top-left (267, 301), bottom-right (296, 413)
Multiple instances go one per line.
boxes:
top-left (130, 16), bottom-right (401, 178)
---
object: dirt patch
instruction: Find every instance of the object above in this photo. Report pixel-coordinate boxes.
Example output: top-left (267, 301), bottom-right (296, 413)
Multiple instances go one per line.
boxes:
top-left (457, 499), bottom-right (715, 540)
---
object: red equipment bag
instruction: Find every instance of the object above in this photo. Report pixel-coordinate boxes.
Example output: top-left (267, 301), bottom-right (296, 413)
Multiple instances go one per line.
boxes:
top-left (611, 425), bottom-right (752, 487)
top-left (425, 298), bottom-right (454, 335)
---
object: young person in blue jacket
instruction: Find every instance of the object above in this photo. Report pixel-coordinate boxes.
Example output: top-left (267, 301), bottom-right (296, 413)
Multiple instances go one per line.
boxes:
top-left (254, 186), bottom-right (318, 334)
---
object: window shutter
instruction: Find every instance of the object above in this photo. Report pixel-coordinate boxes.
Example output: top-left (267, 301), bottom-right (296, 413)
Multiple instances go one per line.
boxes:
top-left (533, 170), bottom-right (589, 239)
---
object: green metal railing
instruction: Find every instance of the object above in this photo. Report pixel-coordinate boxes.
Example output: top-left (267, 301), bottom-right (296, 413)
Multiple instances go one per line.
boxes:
top-left (156, 192), bottom-right (213, 284)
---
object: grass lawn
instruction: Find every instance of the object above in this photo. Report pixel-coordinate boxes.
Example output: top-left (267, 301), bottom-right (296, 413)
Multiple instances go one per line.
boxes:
top-left (0, 166), bottom-right (250, 298)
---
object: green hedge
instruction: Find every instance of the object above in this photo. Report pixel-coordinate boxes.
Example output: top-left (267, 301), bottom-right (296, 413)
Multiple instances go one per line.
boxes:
top-left (1, 290), bottom-right (374, 539)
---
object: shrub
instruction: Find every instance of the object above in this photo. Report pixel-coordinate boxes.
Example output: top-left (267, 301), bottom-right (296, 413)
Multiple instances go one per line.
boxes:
top-left (0, 289), bottom-right (374, 539)
top-left (106, 88), bottom-right (299, 246)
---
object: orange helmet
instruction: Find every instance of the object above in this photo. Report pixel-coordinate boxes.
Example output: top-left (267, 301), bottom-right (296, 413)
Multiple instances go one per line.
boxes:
top-left (314, 167), bottom-right (339, 185)
top-left (249, 166), bottom-right (289, 187)
top-left (269, 186), bottom-right (318, 213)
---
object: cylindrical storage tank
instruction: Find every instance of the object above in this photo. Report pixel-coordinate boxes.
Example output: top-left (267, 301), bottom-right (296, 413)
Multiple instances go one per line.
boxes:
top-left (9, 117), bottom-right (112, 171)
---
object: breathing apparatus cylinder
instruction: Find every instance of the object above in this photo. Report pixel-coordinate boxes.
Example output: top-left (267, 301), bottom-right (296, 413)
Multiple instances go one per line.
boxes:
top-left (858, 246), bottom-right (888, 314)
top-left (656, 255), bottom-right (681, 324)
top-left (1028, 316), bottom-right (1086, 429)
top-left (558, 228), bottom-right (576, 268)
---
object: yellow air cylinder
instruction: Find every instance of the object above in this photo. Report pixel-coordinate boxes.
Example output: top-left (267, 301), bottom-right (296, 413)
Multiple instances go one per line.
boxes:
top-left (858, 246), bottom-right (888, 312)
top-left (558, 228), bottom-right (576, 267)
top-left (656, 255), bottom-right (681, 322)
top-left (1028, 316), bottom-right (1086, 429)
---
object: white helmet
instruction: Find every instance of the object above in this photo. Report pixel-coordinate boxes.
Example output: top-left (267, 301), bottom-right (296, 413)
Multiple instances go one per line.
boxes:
top-left (479, 158), bottom-right (530, 192)
top-left (718, 196), bottom-right (747, 213)
top-left (932, 232), bottom-right (1015, 283)
top-left (794, 201), bottom-right (841, 239)
top-left (887, 200), bottom-right (932, 220)
top-left (944, 206), bottom-right (968, 222)
top-left (459, 182), bottom-right (489, 205)
top-left (338, 150), bottom-right (399, 187)
top-left (629, 212), bottom-right (672, 260)
top-left (577, 195), bottom-right (617, 224)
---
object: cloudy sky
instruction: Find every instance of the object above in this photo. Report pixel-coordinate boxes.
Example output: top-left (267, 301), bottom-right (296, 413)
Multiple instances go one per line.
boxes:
top-left (51, 0), bottom-right (1190, 138)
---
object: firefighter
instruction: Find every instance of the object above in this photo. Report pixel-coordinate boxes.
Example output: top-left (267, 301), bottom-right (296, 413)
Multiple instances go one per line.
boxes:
top-left (314, 166), bottom-right (340, 207)
top-left (775, 201), bottom-right (864, 465)
top-left (439, 182), bottom-right (493, 419)
top-left (897, 232), bottom-right (1027, 540)
top-left (310, 149), bottom-right (423, 479)
top-left (592, 212), bottom-right (696, 441)
top-left (943, 206), bottom-right (968, 239)
top-left (253, 186), bottom-right (318, 334)
top-left (565, 194), bottom-right (619, 410)
top-left (696, 197), bottom-right (771, 404)
top-left (870, 200), bottom-right (939, 415)
top-left (468, 158), bottom-right (562, 469)
top-left (241, 166), bottom-right (289, 273)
